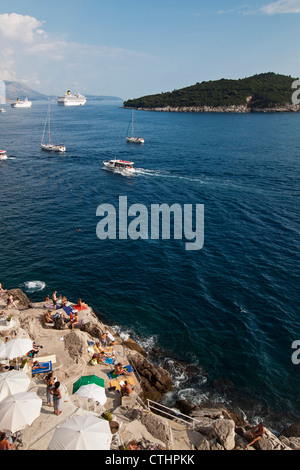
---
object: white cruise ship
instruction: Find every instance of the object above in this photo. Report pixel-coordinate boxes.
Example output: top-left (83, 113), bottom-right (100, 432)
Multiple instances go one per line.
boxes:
top-left (57, 90), bottom-right (87, 106)
top-left (11, 97), bottom-right (32, 108)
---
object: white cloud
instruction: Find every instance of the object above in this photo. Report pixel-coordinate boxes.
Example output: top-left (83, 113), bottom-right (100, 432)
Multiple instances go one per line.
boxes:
top-left (0, 12), bottom-right (147, 95)
top-left (0, 12), bottom-right (45, 43)
top-left (260, 0), bottom-right (300, 14)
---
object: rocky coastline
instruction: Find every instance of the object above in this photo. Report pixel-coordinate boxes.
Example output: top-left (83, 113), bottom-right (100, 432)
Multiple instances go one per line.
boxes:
top-left (1, 287), bottom-right (300, 451)
top-left (123, 103), bottom-right (300, 113)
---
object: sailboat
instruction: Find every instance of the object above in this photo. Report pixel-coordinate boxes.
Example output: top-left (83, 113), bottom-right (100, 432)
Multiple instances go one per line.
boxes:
top-left (40, 103), bottom-right (66, 153)
top-left (126, 109), bottom-right (144, 144)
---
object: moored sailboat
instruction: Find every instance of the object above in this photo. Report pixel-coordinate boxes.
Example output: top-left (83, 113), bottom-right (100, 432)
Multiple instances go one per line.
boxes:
top-left (40, 103), bottom-right (66, 153)
top-left (126, 109), bottom-right (144, 144)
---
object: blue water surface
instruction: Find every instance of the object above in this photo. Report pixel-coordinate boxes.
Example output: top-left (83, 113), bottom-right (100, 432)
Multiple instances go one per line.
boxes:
top-left (0, 101), bottom-right (299, 428)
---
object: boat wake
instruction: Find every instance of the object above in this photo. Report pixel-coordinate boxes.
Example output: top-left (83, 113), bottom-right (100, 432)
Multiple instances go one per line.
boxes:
top-left (134, 167), bottom-right (206, 184)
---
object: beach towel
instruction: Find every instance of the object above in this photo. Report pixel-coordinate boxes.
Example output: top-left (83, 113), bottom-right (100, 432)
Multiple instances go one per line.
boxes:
top-left (63, 306), bottom-right (76, 316)
top-left (107, 364), bottom-right (133, 380)
top-left (31, 361), bottom-right (52, 376)
top-left (44, 302), bottom-right (54, 309)
top-left (72, 304), bottom-right (88, 311)
top-left (104, 357), bottom-right (116, 365)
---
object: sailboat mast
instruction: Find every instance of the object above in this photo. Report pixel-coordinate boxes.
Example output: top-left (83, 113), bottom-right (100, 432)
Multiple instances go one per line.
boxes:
top-left (131, 109), bottom-right (134, 136)
top-left (48, 103), bottom-right (51, 145)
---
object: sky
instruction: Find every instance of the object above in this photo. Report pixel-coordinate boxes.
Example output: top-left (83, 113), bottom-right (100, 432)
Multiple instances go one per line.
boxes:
top-left (0, 0), bottom-right (300, 100)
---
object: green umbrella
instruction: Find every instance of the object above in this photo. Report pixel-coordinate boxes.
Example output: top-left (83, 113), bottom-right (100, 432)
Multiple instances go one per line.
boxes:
top-left (72, 375), bottom-right (105, 394)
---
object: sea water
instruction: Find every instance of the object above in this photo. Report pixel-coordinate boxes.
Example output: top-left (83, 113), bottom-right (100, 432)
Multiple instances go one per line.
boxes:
top-left (0, 101), bottom-right (299, 430)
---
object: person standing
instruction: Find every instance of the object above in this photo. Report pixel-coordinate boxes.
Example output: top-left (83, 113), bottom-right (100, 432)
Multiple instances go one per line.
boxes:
top-left (45, 372), bottom-right (55, 407)
top-left (51, 381), bottom-right (62, 416)
top-left (6, 294), bottom-right (17, 310)
top-left (52, 291), bottom-right (57, 310)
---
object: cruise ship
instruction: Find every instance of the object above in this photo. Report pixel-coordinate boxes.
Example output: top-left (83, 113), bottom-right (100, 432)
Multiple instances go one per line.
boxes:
top-left (11, 97), bottom-right (32, 108)
top-left (57, 90), bottom-right (87, 106)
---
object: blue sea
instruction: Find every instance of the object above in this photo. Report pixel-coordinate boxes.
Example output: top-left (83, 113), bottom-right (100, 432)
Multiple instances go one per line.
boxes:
top-left (0, 101), bottom-right (299, 431)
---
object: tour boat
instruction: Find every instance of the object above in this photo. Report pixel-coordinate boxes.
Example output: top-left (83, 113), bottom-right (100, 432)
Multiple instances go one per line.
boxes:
top-left (126, 109), bottom-right (144, 144)
top-left (11, 97), bottom-right (32, 108)
top-left (57, 90), bottom-right (87, 106)
top-left (41, 103), bottom-right (66, 153)
top-left (103, 158), bottom-right (135, 172)
top-left (0, 150), bottom-right (8, 160)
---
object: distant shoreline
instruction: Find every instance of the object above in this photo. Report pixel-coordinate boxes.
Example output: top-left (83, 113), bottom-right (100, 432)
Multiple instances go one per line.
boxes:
top-left (122, 103), bottom-right (300, 113)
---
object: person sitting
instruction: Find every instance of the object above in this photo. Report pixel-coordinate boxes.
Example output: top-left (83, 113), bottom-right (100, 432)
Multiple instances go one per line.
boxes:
top-left (115, 363), bottom-right (131, 376)
top-left (121, 380), bottom-right (133, 397)
top-left (60, 296), bottom-right (68, 308)
top-left (246, 422), bottom-right (266, 448)
top-left (101, 332), bottom-right (108, 346)
top-left (66, 311), bottom-right (79, 330)
top-left (27, 341), bottom-right (43, 358)
top-left (73, 298), bottom-right (88, 310)
top-left (0, 432), bottom-right (15, 450)
top-left (43, 310), bottom-right (54, 325)
top-left (94, 342), bottom-right (103, 354)
top-left (44, 295), bottom-right (50, 302)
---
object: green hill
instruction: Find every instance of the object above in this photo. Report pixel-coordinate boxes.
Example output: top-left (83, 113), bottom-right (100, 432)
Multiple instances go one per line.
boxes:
top-left (123, 73), bottom-right (298, 110)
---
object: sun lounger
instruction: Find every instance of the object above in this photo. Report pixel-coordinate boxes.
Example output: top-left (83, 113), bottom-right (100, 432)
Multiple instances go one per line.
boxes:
top-left (36, 354), bottom-right (57, 364)
top-left (31, 361), bottom-right (52, 376)
top-left (107, 364), bottom-right (133, 380)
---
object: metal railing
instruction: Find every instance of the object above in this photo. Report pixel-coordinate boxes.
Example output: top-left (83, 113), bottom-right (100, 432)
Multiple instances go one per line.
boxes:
top-left (147, 399), bottom-right (201, 430)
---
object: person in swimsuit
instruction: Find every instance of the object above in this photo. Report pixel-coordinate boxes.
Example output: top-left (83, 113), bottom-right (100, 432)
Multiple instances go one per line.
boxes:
top-left (6, 294), bottom-right (17, 310)
top-left (45, 372), bottom-right (55, 407)
top-left (51, 381), bottom-right (62, 416)
top-left (52, 291), bottom-right (57, 309)
top-left (0, 432), bottom-right (14, 450)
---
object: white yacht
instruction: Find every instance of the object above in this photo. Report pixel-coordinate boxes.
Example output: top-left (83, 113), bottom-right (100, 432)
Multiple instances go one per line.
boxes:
top-left (0, 150), bottom-right (8, 160)
top-left (103, 158), bottom-right (135, 172)
top-left (40, 103), bottom-right (66, 153)
top-left (11, 97), bottom-right (32, 108)
top-left (126, 109), bottom-right (144, 144)
top-left (57, 90), bottom-right (87, 106)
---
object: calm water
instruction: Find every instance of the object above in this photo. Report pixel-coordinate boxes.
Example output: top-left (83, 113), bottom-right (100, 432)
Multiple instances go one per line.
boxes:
top-left (0, 101), bottom-right (299, 429)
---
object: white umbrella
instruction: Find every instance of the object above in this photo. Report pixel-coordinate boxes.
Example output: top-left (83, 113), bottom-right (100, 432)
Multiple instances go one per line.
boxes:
top-left (2, 338), bottom-right (33, 360)
top-left (0, 391), bottom-right (42, 433)
top-left (74, 383), bottom-right (107, 406)
top-left (48, 415), bottom-right (112, 450)
top-left (0, 340), bottom-right (6, 359)
top-left (0, 370), bottom-right (31, 401)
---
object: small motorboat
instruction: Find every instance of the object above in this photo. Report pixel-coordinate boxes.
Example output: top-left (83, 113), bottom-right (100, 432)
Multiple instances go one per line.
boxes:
top-left (103, 158), bottom-right (135, 172)
top-left (0, 150), bottom-right (8, 160)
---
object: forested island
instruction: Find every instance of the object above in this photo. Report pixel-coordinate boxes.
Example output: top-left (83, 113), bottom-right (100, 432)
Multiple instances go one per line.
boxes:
top-left (123, 72), bottom-right (300, 112)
